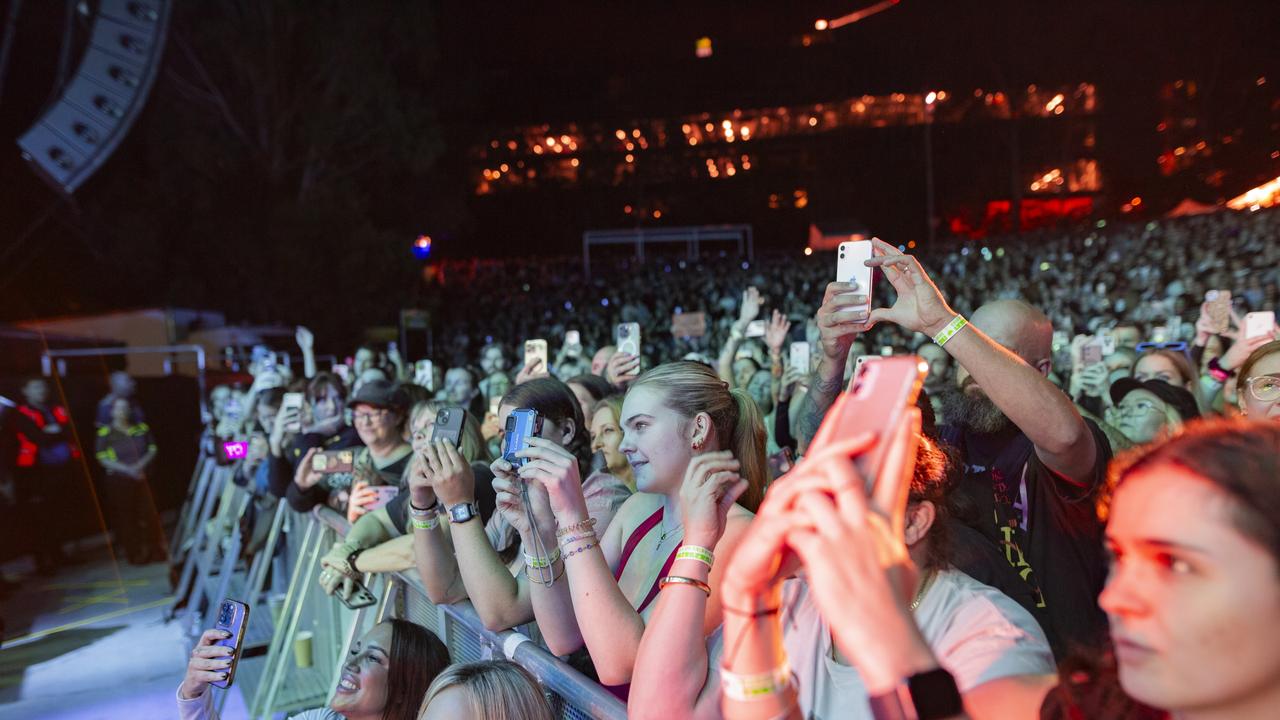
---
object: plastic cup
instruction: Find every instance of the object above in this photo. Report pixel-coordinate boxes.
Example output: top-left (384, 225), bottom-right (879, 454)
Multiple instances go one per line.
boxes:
top-left (293, 630), bottom-right (314, 668)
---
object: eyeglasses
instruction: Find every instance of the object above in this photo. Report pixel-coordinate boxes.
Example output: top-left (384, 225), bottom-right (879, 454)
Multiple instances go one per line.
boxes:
top-left (1244, 375), bottom-right (1280, 403)
top-left (353, 409), bottom-right (390, 424)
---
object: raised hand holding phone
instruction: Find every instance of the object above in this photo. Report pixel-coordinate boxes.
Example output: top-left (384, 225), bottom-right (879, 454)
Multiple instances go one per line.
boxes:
top-left (209, 599), bottom-right (249, 690)
top-left (180, 628), bottom-right (237, 699)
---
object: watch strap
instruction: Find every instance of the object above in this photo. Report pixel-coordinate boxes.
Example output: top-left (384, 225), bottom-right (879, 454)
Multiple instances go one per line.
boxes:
top-left (448, 501), bottom-right (480, 523)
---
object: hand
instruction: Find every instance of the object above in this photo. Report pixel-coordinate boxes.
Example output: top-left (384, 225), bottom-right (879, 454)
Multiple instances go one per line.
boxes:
top-left (1221, 330), bottom-right (1276, 372)
top-left (863, 237), bottom-right (957, 336)
top-left (386, 343), bottom-right (402, 368)
top-left (295, 326), bottom-right (314, 351)
top-left (779, 363), bottom-right (806, 403)
top-left (678, 450), bottom-right (748, 548)
top-left (1194, 302), bottom-right (1217, 345)
top-left (514, 437), bottom-right (589, 523)
top-left (407, 452), bottom-right (438, 508)
top-left (346, 481), bottom-right (378, 524)
top-left (423, 439), bottom-right (476, 507)
top-left (739, 286), bottom-right (763, 324)
top-left (814, 282), bottom-right (870, 363)
top-left (179, 628), bottom-right (234, 700)
top-left (270, 407), bottom-right (298, 455)
top-left (1077, 363), bottom-right (1110, 400)
top-left (491, 460), bottom-right (557, 542)
top-left (605, 351), bottom-right (641, 388)
top-left (763, 310), bottom-right (791, 353)
top-left (319, 541), bottom-right (359, 597)
top-left (515, 359), bottom-right (547, 385)
top-left (784, 411), bottom-right (933, 694)
top-left (294, 447), bottom-right (325, 490)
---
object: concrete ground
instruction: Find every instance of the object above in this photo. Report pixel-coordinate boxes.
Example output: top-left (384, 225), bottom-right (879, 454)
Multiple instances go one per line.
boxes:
top-left (0, 546), bottom-right (251, 720)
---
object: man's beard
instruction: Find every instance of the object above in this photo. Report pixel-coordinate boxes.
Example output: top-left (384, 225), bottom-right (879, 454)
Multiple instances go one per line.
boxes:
top-left (939, 379), bottom-right (1011, 435)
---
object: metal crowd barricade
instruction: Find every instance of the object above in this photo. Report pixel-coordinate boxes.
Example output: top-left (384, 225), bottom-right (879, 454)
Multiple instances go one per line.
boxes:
top-left (246, 507), bottom-right (627, 720)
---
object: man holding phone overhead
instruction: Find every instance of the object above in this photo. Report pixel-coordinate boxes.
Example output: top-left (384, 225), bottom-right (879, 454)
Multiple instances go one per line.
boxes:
top-left (856, 237), bottom-right (1111, 659)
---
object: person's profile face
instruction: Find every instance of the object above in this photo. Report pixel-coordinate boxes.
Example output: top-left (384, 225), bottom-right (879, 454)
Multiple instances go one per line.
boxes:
top-left (330, 622), bottom-right (392, 717)
top-left (410, 410), bottom-right (436, 453)
top-left (444, 369), bottom-right (475, 405)
top-left (590, 406), bottom-right (627, 476)
top-left (1099, 464), bottom-right (1280, 714)
top-left (618, 386), bottom-right (694, 495)
top-left (1111, 389), bottom-right (1175, 445)
top-left (312, 386), bottom-right (341, 423)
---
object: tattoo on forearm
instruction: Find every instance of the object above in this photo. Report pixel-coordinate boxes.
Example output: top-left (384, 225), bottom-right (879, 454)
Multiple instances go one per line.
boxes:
top-left (795, 371), bottom-right (843, 447)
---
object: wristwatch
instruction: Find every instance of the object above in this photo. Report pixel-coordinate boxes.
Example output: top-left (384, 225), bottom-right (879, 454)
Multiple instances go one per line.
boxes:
top-left (447, 502), bottom-right (481, 524)
top-left (869, 667), bottom-right (963, 720)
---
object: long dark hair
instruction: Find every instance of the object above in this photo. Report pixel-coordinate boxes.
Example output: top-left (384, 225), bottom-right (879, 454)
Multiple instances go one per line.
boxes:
top-left (381, 618), bottom-right (451, 720)
top-left (500, 377), bottom-right (592, 479)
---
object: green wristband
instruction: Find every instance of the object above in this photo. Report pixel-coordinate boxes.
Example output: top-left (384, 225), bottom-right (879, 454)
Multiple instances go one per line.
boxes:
top-left (932, 315), bottom-right (968, 347)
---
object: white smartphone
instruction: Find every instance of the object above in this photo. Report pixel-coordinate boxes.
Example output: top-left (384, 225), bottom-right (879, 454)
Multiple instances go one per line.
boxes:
top-left (789, 342), bottom-right (811, 372)
top-left (1245, 311), bottom-right (1276, 340)
top-left (414, 360), bottom-right (434, 390)
top-left (616, 323), bottom-right (642, 376)
top-left (524, 340), bottom-right (549, 370)
top-left (566, 330), bottom-right (581, 346)
top-left (836, 240), bottom-right (874, 314)
top-left (280, 392), bottom-right (304, 433)
top-left (879, 345), bottom-right (894, 357)
top-left (745, 320), bottom-right (767, 338)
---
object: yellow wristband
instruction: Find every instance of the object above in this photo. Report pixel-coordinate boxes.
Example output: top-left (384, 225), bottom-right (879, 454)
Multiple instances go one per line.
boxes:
top-left (932, 315), bottom-right (968, 347)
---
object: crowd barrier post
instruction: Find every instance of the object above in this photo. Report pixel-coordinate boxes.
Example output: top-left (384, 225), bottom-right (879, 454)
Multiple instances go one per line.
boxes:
top-left (198, 490), bottom-right (253, 633)
top-left (182, 480), bottom-right (251, 643)
top-left (169, 452), bottom-right (213, 560)
top-left (167, 463), bottom-right (232, 621)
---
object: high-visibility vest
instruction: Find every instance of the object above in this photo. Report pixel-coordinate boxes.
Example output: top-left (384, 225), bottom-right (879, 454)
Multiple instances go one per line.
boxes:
top-left (15, 404), bottom-right (79, 467)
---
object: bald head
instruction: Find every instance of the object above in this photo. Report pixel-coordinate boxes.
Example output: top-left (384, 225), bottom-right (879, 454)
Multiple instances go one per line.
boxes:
top-left (970, 300), bottom-right (1053, 366)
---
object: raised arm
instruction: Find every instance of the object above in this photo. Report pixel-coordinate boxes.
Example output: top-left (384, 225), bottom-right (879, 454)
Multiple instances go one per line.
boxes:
top-left (865, 239), bottom-right (1096, 482)
top-left (793, 281), bottom-right (869, 449)
top-left (295, 326), bottom-right (317, 380)
top-left (718, 287), bottom-right (763, 385)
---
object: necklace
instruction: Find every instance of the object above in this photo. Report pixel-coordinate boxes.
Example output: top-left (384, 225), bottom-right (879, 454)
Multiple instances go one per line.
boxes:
top-left (909, 569), bottom-right (938, 612)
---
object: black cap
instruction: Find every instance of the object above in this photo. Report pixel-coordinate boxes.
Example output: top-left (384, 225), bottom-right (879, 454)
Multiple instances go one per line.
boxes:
top-left (1109, 378), bottom-right (1200, 422)
top-left (347, 379), bottom-right (409, 413)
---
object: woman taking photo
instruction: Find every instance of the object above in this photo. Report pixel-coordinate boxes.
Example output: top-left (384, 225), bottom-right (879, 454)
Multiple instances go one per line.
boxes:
top-left (179, 618), bottom-right (449, 720)
top-left (720, 418), bottom-right (1280, 720)
top-left (411, 377), bottom-right (631, 633)
top-left (512, 361), bottom-right (767, 697)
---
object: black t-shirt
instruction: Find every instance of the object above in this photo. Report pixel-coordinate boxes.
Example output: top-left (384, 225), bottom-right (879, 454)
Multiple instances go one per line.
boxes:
top-left (384, 462), bottom-right (497, 536)
top-left (941, 418), bottom-right (1111, 659)
top-left (280, 427), bottom-right (364, 511)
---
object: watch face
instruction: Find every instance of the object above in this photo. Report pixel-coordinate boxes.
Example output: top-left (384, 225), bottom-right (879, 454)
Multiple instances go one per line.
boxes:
top-left (449, 503), bottom-right (474, 523)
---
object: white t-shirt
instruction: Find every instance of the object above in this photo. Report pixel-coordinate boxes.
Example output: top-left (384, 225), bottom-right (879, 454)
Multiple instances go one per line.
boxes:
top-left (712, 568), bottom-right (1054, 720)
top-left (176, 685), bottom-right (342, 720)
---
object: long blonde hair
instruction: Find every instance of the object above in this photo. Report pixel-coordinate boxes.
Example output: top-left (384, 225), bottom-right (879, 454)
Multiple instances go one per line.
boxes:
top-left (417, 660), bottom-right (553, 720)
top-left (630, 361), bottom-right (766, 511)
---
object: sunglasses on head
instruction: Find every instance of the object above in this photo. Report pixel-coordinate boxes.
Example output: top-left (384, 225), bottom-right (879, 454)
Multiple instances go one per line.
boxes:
top-left (1135, 341), bottom-right (1188, 355)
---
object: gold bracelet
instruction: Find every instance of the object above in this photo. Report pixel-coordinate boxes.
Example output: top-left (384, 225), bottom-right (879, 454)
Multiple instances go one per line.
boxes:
top-left (658, 575), bottom-right (711, 597)
top-left (555, 517), bottom-right (597, 538)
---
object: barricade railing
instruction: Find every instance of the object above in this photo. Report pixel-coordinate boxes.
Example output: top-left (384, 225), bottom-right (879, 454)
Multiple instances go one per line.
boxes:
top-left (247, 506), bottom-right (627, 720)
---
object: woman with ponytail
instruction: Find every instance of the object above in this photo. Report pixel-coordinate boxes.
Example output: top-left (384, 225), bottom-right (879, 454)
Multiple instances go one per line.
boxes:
top-left (509, 361), bottom-right (767, 699)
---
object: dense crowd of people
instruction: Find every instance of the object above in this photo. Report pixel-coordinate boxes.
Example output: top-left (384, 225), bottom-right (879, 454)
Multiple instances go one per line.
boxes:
top-left (65, 207), bottom-right (1280, 717)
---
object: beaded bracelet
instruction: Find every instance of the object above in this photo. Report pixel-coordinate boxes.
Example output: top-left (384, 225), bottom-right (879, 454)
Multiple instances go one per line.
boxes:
top-left (932, 314), bottom-right (968, 347)
top-left (562, 541), bottom-right (598, 559)
top-left (720, 663), bottom-right (793, 702)
top-left (411, 515), bottom-right (440, 531)
top-left (523, 546), bottom-right (562, 569)
top-left (555, 517), bottom-right (597, 538)
top-left (675, 545), bottom-right (715, 569)
top-left (658, 575), bottom-right (711, 597)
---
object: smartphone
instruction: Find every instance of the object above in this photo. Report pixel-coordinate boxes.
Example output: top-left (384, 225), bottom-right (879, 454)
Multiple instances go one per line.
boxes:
top-left (336, 578), bottom-right (378, 610)
top-left (363, 485), bottom-right (399, 511)
top-left (431, 407), bottom-right (466, 448)
top-left (836, 240), bottom-right (874, 314)
top-left (808, 356), bottom-right (927, 489)
top-left (745, 320), bottom-right (767, 338)
top-left (333, 364), bottom-right (351, 384)
top-left (524, 340), bottom-right (549, 371)
top-left (210, 599), bottom-right (250, 689)
top-left (566, 330), bottom-right (581, 346)
top-left (414, 360), bottom-right (434, 391)
top-left (280, 392), bottom-right (304, 432)
top-left (854, 354), bottom-right (878, 378)
top-left (502, 408), bottom-right (544, 468)
top-left (312, 449), bottom-right (355, 474)
top-left (616, 323), bottom-right (642, 374)
top-left (1098, 330), bottom-right (1117, 357)
top-left (789, 342), bottom-right (811, 372)
top-left (1205, 290), bottom-right (1231, 334)
top-left (1081, 342), bottom-right (1104, 366)
top-left (1245, 311), bottom-right (1276, 340)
